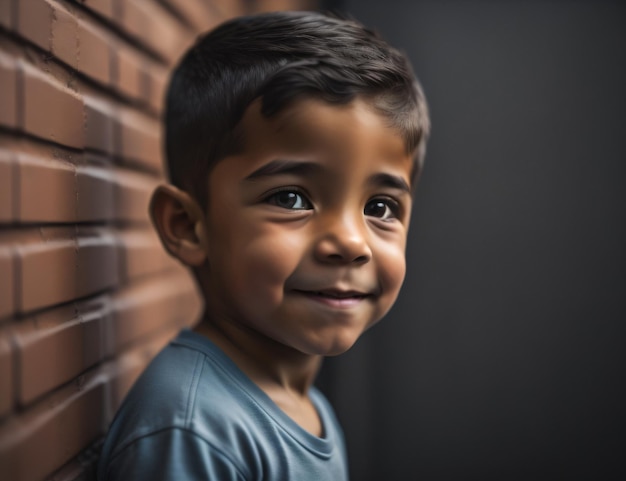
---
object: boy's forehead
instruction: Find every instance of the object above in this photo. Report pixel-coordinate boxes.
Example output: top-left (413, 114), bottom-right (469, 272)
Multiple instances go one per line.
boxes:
top-left (239, 97), bottom-right (411, 165)
top-left (215, 97), bottom-right (415, 192)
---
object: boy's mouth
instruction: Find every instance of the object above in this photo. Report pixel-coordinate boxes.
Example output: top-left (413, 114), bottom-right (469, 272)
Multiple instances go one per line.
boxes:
top-left (292, 288), bottom-right (374, 308)
top-left (294, 288), bottom-right (371, 298)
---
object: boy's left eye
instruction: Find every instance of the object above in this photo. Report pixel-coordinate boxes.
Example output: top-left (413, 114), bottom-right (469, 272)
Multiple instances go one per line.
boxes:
top-left (265, 190), bottom-right (312, 210)
top-left (364, 198), bottom-right (400, 221)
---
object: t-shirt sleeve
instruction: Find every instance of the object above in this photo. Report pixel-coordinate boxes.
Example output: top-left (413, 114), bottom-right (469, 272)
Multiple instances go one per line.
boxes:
top-left (102, 427), bottom-right (248, 481)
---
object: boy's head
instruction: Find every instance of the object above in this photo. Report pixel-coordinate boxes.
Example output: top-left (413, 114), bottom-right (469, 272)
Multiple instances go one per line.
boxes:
top-left (152, 11), bottom-right (430, 356)
top-left (164, 10), bottom-right (429, 209)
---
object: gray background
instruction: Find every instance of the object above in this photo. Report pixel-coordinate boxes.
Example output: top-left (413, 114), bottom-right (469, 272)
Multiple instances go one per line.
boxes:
top-left (316, 1), bottom-right (626, 479)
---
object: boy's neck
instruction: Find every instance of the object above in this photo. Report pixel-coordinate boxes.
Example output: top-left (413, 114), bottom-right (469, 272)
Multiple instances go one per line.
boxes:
top-left (193, 314), bottom-right (325, 436)
top-left (193, 313), bottom-right (322, 397)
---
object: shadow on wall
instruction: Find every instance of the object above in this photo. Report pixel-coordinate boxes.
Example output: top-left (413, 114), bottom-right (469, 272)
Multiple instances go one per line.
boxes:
top-left (318, 1), bottom-right (626, 480)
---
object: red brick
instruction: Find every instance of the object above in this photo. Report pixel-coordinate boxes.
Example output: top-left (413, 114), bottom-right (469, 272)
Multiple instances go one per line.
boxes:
top-left (105, 347), bottom-right (153, 418)
top-left (113, 168), bottom-right (156, 223)
top-left (213, 0), bottom-right (247, 19)
top-left (143, 2), bottom-right (193, 65)
top-left (77, 294), bottom-right (112, 357)
top-left (15, 228), bottom-right (118, 313)
top-left (77, 18), bottom-right (111, 85)
top-left (79, 0), bottom-right (115, 22)
top-left (17, 0), bottom-right (54, 51)
top-left (115, 110), bottom-right (162, 171)
top-left (17, 229), bottom-right (76, 312)
top-left (75, 228), bottom-right (119, 299)
top-left (0, 331), bottom-right (13, 416)
top-left (117, 228), bottom-right (168, 282)
top-left (21, 61), bottom-right (84, 148)
top-left (47, 439), bottom-right (103, 481)
top-left (0, 372), bottom-right (106, 481)
top-left (0, 242), bottom-right (16, 320)
top-left (164, 0), bottom-right (219, 32)
top-left (0, 149), bottom-right (15, 222)
top-left (3, 224), bottom-right (120, 312)
top-left (119, 0), bottom-right (147, 46)
top-left (0, 0), bottom-right (14, 30)
top-left (50, 1), bottom-right (78, 70)
top-left (251, 0), bottom-right (317, 13)
top-left (115, 44), bottom-right (143, 100)
top-left (110, 272), bottom-right (199, 352)
top-left (84, 95), bottom-right (115, 153)
top-left (76, 294), bottom-right (114, 360)
top-left (13, 304), bottom-right (75, 402)
top-left (0, 50), bottom-right (18, 128)
top-left (106, 325), bottom-right (182, 414)
top-left (137, 61), bottom-right (152, 106)
top-left (120, 0), bottom-right (192, 65)
top-left (76, 164), bottom-right (115, 222)
top-left (16, 151), bottom-right (77, 223)
top-left (13, 301), bottom-right (108, 404)
top-left (146, 64), bottom-right (168, 113)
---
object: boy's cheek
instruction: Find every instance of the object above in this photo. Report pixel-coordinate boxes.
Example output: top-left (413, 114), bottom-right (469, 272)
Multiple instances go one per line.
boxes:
top-left (378, 247), bottom-right (407, 304)
top-left (373, 233), bottom-right (407, 279)
top-left (218, 232), bottom-right (303, 296)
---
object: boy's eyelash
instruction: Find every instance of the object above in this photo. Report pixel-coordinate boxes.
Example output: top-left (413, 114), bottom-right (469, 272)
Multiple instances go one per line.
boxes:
top-left (387, 198), bottom-right (402, 216)
top-left (263, 186), bottom-right (308, 200)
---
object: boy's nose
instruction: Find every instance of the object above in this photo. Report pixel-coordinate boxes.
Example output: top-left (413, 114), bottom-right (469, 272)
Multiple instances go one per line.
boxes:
top-left (313, 214), bottom-right (372, 265)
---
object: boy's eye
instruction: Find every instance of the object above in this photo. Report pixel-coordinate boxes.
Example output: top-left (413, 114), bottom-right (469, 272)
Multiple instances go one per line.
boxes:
top-left (364, 198), bottom-right (400, 221)
top-left (266, 190), bottom-right (312, 210)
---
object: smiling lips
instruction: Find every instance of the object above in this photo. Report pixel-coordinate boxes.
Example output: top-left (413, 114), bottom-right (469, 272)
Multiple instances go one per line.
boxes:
top-left (293, 288), bottom-right (373, 308)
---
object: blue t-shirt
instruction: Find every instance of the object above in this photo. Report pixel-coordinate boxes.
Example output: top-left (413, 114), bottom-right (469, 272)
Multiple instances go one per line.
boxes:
top-left (97, 329), bottom-right (349, 480)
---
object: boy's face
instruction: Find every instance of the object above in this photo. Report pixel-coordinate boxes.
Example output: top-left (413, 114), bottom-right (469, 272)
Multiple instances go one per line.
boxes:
top-left (201, 97), bottom-right (414, 357)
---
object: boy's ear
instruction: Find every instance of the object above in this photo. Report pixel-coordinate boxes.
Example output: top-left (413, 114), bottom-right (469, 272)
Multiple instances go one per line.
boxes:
top-left (149, 185), bottom-right (208, 266)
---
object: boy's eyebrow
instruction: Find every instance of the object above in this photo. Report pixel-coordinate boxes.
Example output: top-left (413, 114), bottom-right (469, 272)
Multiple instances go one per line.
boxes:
top-left (368, 173), bottom-right (411, 194)
top-left (244, 159), bottom-right (411, 193)
top-left (244, 159), bottom-right (322, 181)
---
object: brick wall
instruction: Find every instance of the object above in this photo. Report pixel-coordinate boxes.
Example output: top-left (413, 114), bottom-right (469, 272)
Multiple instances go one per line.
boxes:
top-left (0, 1), bottom-right (316, 479)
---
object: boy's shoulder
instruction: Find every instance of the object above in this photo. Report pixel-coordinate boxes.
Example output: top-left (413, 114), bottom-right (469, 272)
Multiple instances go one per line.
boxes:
top-left (105, 329), bottom-right (269, 444)
top-left (98, 330), bottom-right (274, 479)
top-left (98, 330), bottom-right (348, 480)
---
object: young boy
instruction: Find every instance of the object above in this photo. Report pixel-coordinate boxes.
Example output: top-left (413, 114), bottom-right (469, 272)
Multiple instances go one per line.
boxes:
top-left (98, 10), bottom-right (429, 480)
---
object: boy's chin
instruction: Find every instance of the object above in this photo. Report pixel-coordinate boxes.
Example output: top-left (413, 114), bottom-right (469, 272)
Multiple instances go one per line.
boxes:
top-left (298, 332), bottom-right (363, 358)
top-left (321, 345), bottom-right (356, 357)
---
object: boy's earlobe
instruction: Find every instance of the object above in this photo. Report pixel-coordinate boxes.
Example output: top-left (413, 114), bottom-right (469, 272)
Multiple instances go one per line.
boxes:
top-left (149, 185), bottom-right (208, 266)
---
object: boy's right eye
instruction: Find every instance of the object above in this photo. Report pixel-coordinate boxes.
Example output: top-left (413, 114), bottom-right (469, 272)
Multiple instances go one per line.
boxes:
top-left (265, 189), bottom-right (313, 210)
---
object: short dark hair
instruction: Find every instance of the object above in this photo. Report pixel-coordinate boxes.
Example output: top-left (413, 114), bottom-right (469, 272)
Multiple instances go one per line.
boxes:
top-left (165, 10), bottom-right (430, 207)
